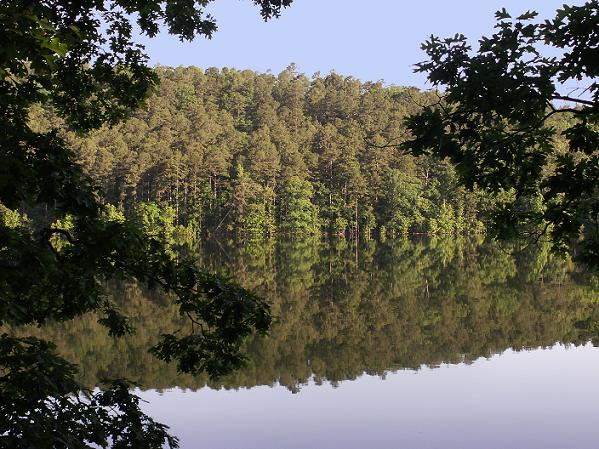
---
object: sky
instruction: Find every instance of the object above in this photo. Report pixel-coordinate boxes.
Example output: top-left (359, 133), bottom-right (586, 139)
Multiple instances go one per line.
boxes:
top-left (140, 0), bottom-right (586, 89)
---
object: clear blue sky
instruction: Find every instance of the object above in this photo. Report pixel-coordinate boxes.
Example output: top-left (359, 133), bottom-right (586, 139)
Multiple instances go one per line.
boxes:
top-left (140, 0), bottom-right (585, 88)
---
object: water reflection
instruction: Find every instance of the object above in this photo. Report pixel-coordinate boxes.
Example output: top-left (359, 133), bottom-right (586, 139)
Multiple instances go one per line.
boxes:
top-left (18, 237), bottom-right (599, 392)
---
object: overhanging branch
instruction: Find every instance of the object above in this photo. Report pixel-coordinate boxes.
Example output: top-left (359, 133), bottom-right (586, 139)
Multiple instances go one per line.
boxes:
top-left (551, 95), bottom-right (597, 108)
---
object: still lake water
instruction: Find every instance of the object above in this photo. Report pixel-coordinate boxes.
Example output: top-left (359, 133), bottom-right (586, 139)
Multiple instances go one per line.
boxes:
top-left (28, 237), bottom-right (599, 448)
top-left (140, 344), bottom-right (599, 449)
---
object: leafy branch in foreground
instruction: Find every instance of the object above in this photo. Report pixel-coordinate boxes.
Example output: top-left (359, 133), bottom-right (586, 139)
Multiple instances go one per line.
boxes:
top-left (403, 1), bottom-right (599, 266)
top-left (1, 0), bottom-right (291, 446)
top-left (0, 336), bottom-right (179, 448)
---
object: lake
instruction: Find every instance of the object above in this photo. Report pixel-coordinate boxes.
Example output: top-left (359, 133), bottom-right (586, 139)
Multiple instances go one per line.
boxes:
top-left (139, 344), bottom-right (599, 449)
top-left (23, 237), bottom-right (599, 448)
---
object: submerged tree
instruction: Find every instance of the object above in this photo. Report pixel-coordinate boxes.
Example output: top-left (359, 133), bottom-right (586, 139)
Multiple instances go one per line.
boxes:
top-left (0, 1), bottom-right (291, 447)
top-left (404, 1), bottom-right (599, 266)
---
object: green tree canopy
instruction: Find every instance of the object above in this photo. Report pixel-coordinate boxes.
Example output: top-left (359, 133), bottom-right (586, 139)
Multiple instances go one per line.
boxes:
top-left (404, 1), bottom-right (599, 266)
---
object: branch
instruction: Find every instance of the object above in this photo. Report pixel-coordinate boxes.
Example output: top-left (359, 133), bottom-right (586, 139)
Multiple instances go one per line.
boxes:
top-left (41, 227), bottom-right (77, 244)
top-left (365, 136), bottom-right (405, 150)
top-left (185, 311), bottom-right (205, 334)
top-left (551, 95), bottom-right (597, 108)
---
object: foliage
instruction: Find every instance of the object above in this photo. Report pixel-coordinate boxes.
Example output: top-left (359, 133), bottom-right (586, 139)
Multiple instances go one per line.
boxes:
top-left (404, 1), bottom-right (599, 266)
top-left (278, 176), bottom-right (319, 235)
top-left (1, 0), bottom-right (292, 446)
top-left (132, 202), bottom-right (177, 246)
top-left (0, 205), bottom-right (26, 229)
top-left (0, 336), bottom-right (178, 448)
top-left (49, 67), bottom-right (504, 238)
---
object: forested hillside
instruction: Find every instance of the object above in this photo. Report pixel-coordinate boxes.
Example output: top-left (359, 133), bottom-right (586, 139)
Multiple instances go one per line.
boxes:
top-left (31, 66), bottom-right (495, 239)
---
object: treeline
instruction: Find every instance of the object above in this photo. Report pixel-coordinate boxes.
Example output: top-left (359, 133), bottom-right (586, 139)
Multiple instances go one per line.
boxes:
top-left (31, 66), bottom-right (492, 238)
top-left (15, 238), bottom-right (599, 391)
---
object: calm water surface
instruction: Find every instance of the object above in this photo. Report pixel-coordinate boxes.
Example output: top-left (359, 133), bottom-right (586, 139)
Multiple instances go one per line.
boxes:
top-left (25, 237), bottom-right (599, 448)
top-left (140, 344), bottom-right (599, 449)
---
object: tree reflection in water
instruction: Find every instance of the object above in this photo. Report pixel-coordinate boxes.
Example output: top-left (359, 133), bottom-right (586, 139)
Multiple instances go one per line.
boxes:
top-left (14, 237), bottom-right (599, 392)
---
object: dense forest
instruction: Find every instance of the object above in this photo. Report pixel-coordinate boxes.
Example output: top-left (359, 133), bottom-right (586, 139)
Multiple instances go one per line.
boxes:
top-left (16, 237), bottom-right (599, 392)
top-left (29, 66), bottom-right (502, 239)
